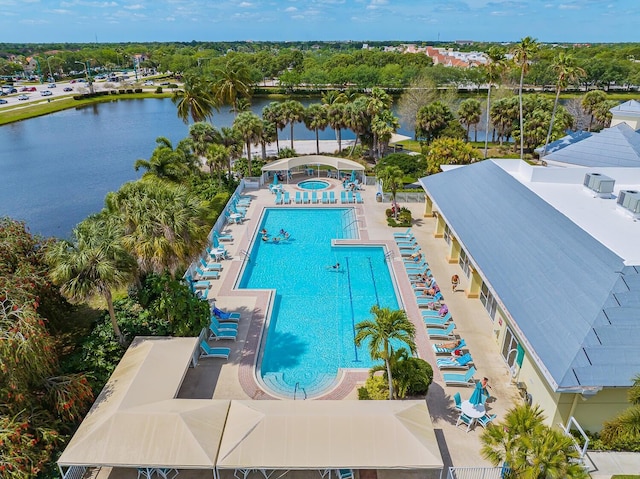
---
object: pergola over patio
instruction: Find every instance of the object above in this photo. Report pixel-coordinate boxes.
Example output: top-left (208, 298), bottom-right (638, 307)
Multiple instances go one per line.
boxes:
top-left (58, 338), bottom-right (443, 479)
top-left (261, 155), bottom-right (366, 182)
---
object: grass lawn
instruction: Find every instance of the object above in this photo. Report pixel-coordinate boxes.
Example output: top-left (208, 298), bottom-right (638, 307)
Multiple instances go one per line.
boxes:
top-left (0, 92), bottom-right (172, 126)
top-left (612, 476), bottom-right (640, 478)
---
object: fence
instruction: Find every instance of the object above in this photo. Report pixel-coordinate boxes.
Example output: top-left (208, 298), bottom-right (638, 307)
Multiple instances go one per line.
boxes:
top-left (381, 192), bottom-right (426, 203)
top-left (59, 465), bottom-right (87, 479)
top-left (446, 466), bottom-right (505, 479)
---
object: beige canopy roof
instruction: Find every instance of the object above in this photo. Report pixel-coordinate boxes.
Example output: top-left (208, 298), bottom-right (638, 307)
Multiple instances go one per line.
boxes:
top-left (58, 337), bottom-right (230, 470)
top-left (217, 400), bottom-right (443, 470)
top-left (261, 155), bottom-right (365, 172)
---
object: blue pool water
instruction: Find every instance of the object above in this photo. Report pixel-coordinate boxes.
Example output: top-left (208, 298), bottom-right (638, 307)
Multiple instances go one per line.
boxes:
top-left (298, 180), bottom-right (330, 190)
top-left (238, 208), bottom-right (401, 397)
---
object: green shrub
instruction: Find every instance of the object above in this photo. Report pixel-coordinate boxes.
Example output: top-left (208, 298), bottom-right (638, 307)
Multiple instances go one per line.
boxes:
top-left (168, 83), bottom-right (179, 89)
top-left (393, 357), bottom-right (433, 398)
top-left (375, 153), bottom-right (427, 177)
top-left (387, 207), bottom-right (412, 227)
top-left (278, 147), bottom-right (297, 159)
top-left (155, 87), bottom-right (163, 94)
top-left (358, 375), bottom-right (389, 400)
top-left (134, 88), bottom-right (142, 93)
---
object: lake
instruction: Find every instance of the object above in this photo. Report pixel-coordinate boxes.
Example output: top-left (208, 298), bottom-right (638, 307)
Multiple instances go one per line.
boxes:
top-left (0, 96), bottom-right (443, 238)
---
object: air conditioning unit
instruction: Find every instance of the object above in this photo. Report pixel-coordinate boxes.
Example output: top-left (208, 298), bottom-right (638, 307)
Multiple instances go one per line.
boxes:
top-left (583, 173), bottom-right (615, 197)
top-left (617, 190), bottom-right (640, 216)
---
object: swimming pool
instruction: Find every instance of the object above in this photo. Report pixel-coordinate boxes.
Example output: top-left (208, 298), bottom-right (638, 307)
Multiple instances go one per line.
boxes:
top-left (238, 208), bottom-right (401, 398)
top-left (298, 180), bottom-right (330, 190)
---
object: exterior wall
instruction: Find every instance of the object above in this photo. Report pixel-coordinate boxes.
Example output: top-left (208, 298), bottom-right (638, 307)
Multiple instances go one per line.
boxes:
top-left (610, 115), bottom-right (640, 130)
top-left (572, 387), bottom-right (631, 432)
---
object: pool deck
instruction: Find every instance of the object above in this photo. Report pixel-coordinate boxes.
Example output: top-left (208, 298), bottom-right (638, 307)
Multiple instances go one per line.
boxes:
top-left (176, 173), bottom-right (522, 470)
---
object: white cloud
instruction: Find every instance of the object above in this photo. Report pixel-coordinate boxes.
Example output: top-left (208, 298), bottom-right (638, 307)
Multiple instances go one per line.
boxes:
top-left (239, 1), bottom-right (252, 6)
top-left (124, 3), bottom-right (144, 9)
top-left (285, 6), bottom-right (297, 12)
top-left (558, 3), bottom-right (580, 9)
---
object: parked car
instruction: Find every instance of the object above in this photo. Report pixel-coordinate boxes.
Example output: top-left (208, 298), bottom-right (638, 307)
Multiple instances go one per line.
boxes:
top-left (63, 86), bottom-right (73, 92)
top-left (41, 90), bottom-right (52, 96)
top-left (18, 95), bottom-right (29, 100)
top-left (8, 88), bottom-right (17, 93)
top-left (0, 99), bottom-right (8, 104)
top-left (48, 83), bottom-right (56, 88)
top-left (143, 80), bottom-right (154, 86)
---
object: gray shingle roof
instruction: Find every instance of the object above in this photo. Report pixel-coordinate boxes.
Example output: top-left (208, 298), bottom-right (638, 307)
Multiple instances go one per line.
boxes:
top-left (420, 161), bottom-right (640, 390)
top-left (609, 99), bottom-right (640, 117)
top-left (544, 123), bottom-right (640, 167)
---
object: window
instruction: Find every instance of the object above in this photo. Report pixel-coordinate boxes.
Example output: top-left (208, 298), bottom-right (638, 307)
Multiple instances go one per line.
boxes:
top-left (443, 223), bottom-right (452, 245)
top-left (458, 248), bottom-right (471, 278)
top-left (480, 282), bottom-right (497, 320)
top-left (501, 327), bottom-right (520, 369)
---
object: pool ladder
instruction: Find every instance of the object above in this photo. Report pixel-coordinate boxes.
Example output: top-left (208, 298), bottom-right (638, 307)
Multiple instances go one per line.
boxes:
top-left (384, 250), bottom-right (394, 262)
top-left (293, 382), bottom-right (307, 400)
top-left (240, 249), bottom-right (250, 262)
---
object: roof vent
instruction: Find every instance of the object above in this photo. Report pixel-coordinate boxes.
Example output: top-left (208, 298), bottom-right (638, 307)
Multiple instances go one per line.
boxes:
top-left (583, 173), bottom-right (615, 198)
top-left (617, 190), bottom-right (640, 218)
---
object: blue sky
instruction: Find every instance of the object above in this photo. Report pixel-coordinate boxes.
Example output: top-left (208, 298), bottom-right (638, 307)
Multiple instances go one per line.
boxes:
top-left (0, 0), bottom-right (638, 43)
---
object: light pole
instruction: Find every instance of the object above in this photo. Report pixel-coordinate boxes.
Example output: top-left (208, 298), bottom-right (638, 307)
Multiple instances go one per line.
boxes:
top-left (74, 61), bottom-right (94, 94)
top-left (46, 56), bottom-right (55, 83)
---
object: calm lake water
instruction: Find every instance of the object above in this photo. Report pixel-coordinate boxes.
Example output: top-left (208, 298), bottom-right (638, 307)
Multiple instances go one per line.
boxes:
top-left (0, 97), bottom-right (419, 238)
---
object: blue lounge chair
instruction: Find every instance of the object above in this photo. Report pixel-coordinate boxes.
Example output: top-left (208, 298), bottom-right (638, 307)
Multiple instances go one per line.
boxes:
top-left (199, 258), bottom-right (223, 271)
top-left (340, 191), bottom-right (347, 204)
top-left (453, 392), bottom-right (462, 411)
top-left (329, 191), bottom-right (337, 203)
top-left (283, 191), bottom-right (291, 204)
top-left (417, 292), bottom-right (444, 303)
top-left (397, 237), bottom-right (418, 247)
top-left (436, 353), bottom-right (473, 370)
top-left (303, 191), bottom-right (310, 204)
top-left (275, 191), bottom-right (282, 205)
top-left (427, 322), bottom-right (456, 340)
top-left (336, 470), bottom-right (354, 479)
top-left (208, 322), bottom-right (238, 341)
top-left (400, 246), bottom-right (421, 257)
top-left (456, 412), bottom-right (474, 432)
top-left (423, 313), bottom-right (452, 327)
top-left (477, 414), bottom-right (497, 429)
top-left (214, 231), bottom-right (234, 242)
top-left (347, 191), bottom-right (355, 203)
top-left (199, 341), bottom-right (231, 359)
top-left (186, 275), bottom-right (211, 292)
top-left (393, 228), bottom-right (413, 239)
top-left (211, 317), bottom-right (238, 332)
top-left (212, 306), bottom-right (241, 322)
top-left (322, 191), bottom-right (329, 204)
top-left (311, 191), bottom-right (318, 204)
top-left (355, 192), bottom-right (363, 204)
top-left (195, 266), bottom-right (220, 280)
top-left (443, 366), bottom-right (477, 386)
top-left (433, 338), bottom-right (466, 355)
top-left (295, 191), bottom-right (302, 204)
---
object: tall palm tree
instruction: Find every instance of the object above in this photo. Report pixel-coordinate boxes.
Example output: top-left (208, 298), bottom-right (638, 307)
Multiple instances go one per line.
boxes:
top-left (354, 306), bottom-right (416, 400)
top-left (212, 58), bottom-right (253, 116)
top-left (258, 119), bottom-right (277, 160)
top-left (171, 73), bottom-right (218, 124)
top-left (205, 143), bottom-right (229, 181)
top-left (483, 48), bottom-right (507, 157)
top-left (511, 36), bottom-right (539, 159)
top-left (371, 109), bottom-right (400, 160)
top-left (377, 165), bottom-right (405, 207)
top-left (481, 404), bottom-right (587, 479)
top-left (542, 53), bottom-right (586, 157)
top-left (322, 90), bottom-right (348, 151)
top-left (458, 98), bottom-right (482, 143)
top-left (262, 102), bottom-right (286, 154)
top-left (304, 103), bottom-right (329, 155)
top-left (220, 126), bottom-right (243, 177)
top-left (233, 111), bottom-right (263, 176)
top-left (581, 90), bottom-right (607, 132)
top-left (105, 180), bottom-right (209, 278)
top-left (189, 122), bottom-right (221, 166)
top-left (46, 215), bottom-right (136, 344)
top-left (281, 100), bottom-right (305, 150)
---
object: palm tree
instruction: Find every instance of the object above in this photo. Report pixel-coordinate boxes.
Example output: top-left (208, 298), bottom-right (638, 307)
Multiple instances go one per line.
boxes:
top-left (415, 101), bottom-right (454, 143)
top-left (205, 143), bottom-right (229, 181)
top-left (220, 126), bottom-right (243, 177)
top-left (511, 36), bottom-right (539, 159)
top-left (171, 73), bottom-right (218, 124)
top-left (46, 215), bottom-right (136, 344)
top-left (304, 103), bottom-right (329, 155)
top-left (258, 119), bottom-right (277, 160)
top-left (458, 98), bottom-right (482, 142)
top-left (481, 404), bottom-right (588, 479)
top-left (581, 90), bottom-right (607, 131)
top-left (371, 109), bottom-right (400, 160)
top-left (354, 306), bottom-right (416, 400)
top-left (189, 122), bottom-right (220, 167)
top-left (542, 53), bottom-right (586, 157)
top-left (281, 100), bottom-right (305, 150)
top-left (483, 48), bottom-right (507, 157)
top-left (322, 90), bottom-right (348, 151)
top-left (233, 111), bottom-right (263, 176)
top-left (212, 58), bottom-right (253, 116)
top-left (105, 180), bottom-right (209, 278)
top-left (377, 165), bottom-right (405, 210)
top-left (134, 136), bottom-right (191, 182)
top-left (262, 102), bottom-right (286, 154)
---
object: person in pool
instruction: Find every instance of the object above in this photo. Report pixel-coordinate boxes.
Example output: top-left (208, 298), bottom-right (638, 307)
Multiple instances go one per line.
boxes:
top-left (260, 228), bottom-right (268, 235)
top-left (327, 262), bottom-right (340, 270)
